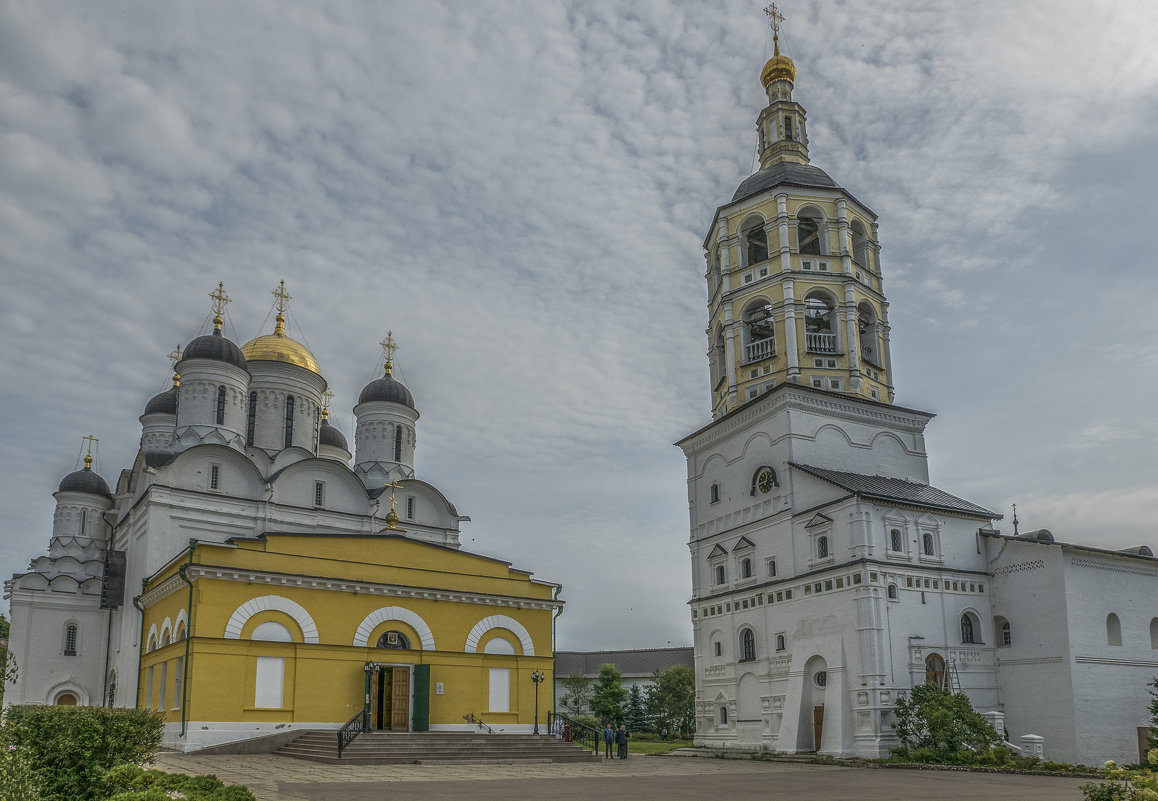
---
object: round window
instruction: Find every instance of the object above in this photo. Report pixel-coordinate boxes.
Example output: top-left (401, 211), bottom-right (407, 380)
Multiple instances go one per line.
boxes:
top-left (814, 671), bottom-right (827, 688)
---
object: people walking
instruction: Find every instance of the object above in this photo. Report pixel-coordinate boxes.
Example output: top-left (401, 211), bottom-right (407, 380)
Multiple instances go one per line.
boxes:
top-left (615, 723), bottom-right (629, 759)
top-left (603, 722), bottom-right (615, 759)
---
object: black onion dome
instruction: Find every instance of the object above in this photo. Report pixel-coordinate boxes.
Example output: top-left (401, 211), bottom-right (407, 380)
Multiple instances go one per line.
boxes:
top-left (143, 386), bottom-right (178, 415)
top-left (319, 419), bottom-right (348, 451)
top-left (58, 467), bottom-right (112, 497)
top-left (181, 329), bottom-right (247, 370)
top-left (358, 374), bottom-right (415, 409)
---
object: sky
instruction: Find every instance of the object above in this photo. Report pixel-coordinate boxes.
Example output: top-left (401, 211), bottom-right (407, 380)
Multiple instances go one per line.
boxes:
top-left (2, 1), bottom-right (1157, 651)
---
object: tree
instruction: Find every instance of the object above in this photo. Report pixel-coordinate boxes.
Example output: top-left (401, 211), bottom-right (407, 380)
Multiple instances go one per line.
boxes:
top-left (1148, 676), bottom-right (1158, 749)
top-left (625, 683), bottom-right (649, 732)
top-left (558, 671), bottom-right (591, 718)
top-left (646, 665), bottom-right (696, 737)
top-left (590, 663), bottom-right (627, 723)
top-left (891, 683), bottom-right (999, 760)
top-left (0, 614), bottom-right (15, 708)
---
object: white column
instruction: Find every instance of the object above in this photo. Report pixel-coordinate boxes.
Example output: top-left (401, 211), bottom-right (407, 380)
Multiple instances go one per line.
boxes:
top-left (880, 301), bottom-right (895, 402)
top-left (782, 279), bottom-right (800, 382)
top-left (776, 194), bottom-right (791, 273)
top-left (723, 306), bottom-right (739, 407)
top-left (836, 199), bottom-right (853, 275)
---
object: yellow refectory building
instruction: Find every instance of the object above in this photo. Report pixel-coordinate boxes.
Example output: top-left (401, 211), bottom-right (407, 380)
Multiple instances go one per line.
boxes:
top-left (137, 532), bottom-right (560, 746)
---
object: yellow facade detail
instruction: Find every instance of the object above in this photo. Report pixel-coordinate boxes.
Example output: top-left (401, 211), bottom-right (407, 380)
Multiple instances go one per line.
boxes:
top-left (138, 534), bottom-right (560, 733)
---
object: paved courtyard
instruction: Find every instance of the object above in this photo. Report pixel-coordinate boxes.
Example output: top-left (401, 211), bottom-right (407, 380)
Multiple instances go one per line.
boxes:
top-left (154, 751), bottom-right (1094, 801)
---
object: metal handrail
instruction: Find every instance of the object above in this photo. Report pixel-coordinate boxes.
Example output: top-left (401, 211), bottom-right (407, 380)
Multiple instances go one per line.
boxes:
top-left (547, 712), bottom-right (600, 754)
top-left (462, 712), bottom-right (495, 734)
top-left (337, 709), bottom-right (365, 757)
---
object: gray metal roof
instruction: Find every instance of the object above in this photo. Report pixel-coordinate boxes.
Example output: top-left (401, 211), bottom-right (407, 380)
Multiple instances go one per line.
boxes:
top-left (555, 647), bottom-right (693, 679)
top-left (731, 162), bottom-right (840, 203)
top-left (789, 463), bottom-right (999, 519)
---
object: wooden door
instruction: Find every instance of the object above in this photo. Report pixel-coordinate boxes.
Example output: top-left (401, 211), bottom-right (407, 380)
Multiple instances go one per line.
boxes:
top-left (391, 668), bottom-right (410, 731)
top-left (812, 705), bottom-right (824, 751)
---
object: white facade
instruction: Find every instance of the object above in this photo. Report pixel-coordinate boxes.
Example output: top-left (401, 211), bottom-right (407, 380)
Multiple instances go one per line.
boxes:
top-left (5, 299), bottom-right (468, 719)
top-left (681, 42), bottom-right (1158, 766)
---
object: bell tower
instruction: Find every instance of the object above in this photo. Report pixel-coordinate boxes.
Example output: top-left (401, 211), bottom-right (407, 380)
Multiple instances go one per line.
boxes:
top-left (703, 6), bottom-right (893, 418)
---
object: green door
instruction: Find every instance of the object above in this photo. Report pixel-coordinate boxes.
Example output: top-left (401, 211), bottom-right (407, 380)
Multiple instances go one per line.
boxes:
top-left (412, 664), bottom-right (430, 732)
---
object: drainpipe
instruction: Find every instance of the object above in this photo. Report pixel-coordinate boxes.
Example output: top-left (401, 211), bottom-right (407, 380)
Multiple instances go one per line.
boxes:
top-left (176, 539), bottom-right (196, 737)
top-left (552, 584), bottom-right (563, 714)
top-left (131, 578), bottom-right (148, 709)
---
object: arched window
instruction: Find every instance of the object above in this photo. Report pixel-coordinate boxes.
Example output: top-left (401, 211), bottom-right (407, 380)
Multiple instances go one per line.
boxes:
top-left (776, 634), bottom-right (785, 651)
top-left (850, 219), bottom-right (870, 267)
top-left (804, 291), bottom-right (838, 354)
top-left (961, 613), bottom-right (978, 644)
top-left (713, 640), bottom-right (722, 657)
top-left (767, 558), bottom-right (777, 577)
top-left (742, 302), bottom-right (776, 363)
top-left (394, 426), bottom-right (403, 461)
top-left (889, 528), bottom-right (903, 552)
top-left (719, 706), bottom-right (729, 725)
top-left (216, 386), bottom-right (226, 424)
top-left (284, 395), bottom-right (295, 448)
top-left (55, 691), bottom-right (79, 706)
top-left (1107, 613), bottom-right (1122, 646)
top-left (740, 558), bottom-right (752, 579)
top-left (996, 617), bottom-right (1011, 647)
top-left (816, 535), bottom-right (829, 559)
top-left (1150, 618), bottom-right (1158, 650)
top-left (922, 532), bottom-right (935, 556)
top-left (376, 630), bottom-right (412, 650)
top-left (740, 629), bottom-right (756, 662)
top-left (709, 483), bottom-right (720, 503)
top-left (176, 623), bottom-right (187, 641)
top-left (887, 583), bottom-right (898, 600)
top-left (64, 623), bottom-right (78, 656)
top-left (743, 221), bottom-right (769, 265)
top-left (924, 653), bottom-right (946, 688)
top-left (246, 392), bottom-right (257, 445)
top-left (714, 565), bottom-right (725, 585)
top-left (858, 302), bottom-right (881, 367)
top-left (711, 329), bottom-right (726, 387)
top-left (798, 212), bottom-right (824, 255)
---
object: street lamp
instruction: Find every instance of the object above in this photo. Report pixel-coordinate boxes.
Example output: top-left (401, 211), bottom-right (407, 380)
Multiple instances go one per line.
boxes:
top-left (531, 670), bottom-right (546, 734)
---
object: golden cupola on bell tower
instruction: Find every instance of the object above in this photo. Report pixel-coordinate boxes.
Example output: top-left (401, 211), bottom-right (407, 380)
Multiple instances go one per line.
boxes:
top-left (702, 6), bottom-right (893, 418)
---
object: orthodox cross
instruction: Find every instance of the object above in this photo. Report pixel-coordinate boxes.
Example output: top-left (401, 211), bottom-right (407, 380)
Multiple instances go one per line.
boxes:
top-left (167, 344), bottom-right (183, 386)
top-left (764, 3), bottom-right (784, 34)
top-left (272, 279), bottom-right (291, 314)
top-left (380, 331), bottom-right (398, 375)
top-left (81, 434), bottom-right (99, 469)
top-left (385, 479), bottom-right (403, 513)
top-left (322, 389), bottom-right (334, 419)
top-left (209, 281), bottom-right (231, 331)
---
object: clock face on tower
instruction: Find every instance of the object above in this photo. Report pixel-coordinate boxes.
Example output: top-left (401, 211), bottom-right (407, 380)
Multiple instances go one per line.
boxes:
top-left (757, 467), bottom-right (777, 493)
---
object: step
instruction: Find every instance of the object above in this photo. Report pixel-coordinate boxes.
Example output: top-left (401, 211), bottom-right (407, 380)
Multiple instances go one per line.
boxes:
top-left (274, 731), bottom-right (598, 764)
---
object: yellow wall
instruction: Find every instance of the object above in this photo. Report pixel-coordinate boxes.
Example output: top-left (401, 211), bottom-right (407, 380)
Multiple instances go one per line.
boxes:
top-left (139, 535), bottom-right (558, 729)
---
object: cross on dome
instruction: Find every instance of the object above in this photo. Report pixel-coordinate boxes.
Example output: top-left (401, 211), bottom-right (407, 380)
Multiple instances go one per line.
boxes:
top-left (208, 282), bottom-right (231, 331)
top-left (81, 434), bottom-right (99, 470)
top-left (380, 331), bottom-right (399, 376)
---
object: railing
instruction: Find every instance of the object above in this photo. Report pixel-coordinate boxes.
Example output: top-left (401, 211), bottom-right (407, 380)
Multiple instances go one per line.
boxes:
top-left (337, 709), bottom-right (365, 757)
top-left (546, 711), bottom-right (600, 754)
top-left (806, 332), bottom-right (838, 353)
top-left (463, 712), bottom-right (495, 734)
top-left (744, 337), bottom-right (776, 363)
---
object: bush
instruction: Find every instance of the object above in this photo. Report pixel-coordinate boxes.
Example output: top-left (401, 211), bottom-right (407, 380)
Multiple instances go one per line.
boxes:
top-left (103, 764), bottom-right (256, 801)
top-left (2, 705), bottom-right (164, 801)
top-left (891, 683), bottom-right (999, 761)
top-left (0, 743), bottom-right (44, 800)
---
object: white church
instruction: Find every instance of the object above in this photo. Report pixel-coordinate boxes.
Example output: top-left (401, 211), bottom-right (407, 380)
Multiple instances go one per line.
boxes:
top-left (681, 18), bottom-right (1158, 766)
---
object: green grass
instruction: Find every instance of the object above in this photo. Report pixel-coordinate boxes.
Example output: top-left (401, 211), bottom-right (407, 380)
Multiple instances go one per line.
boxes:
top-left (629, 739), bottom-right (690, 755)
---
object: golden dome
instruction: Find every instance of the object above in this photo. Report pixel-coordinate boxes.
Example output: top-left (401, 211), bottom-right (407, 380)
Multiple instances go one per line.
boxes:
top-left (760, 37), bottom-right (796, 87)
top-left (241, 313), bottom-right (322, 374)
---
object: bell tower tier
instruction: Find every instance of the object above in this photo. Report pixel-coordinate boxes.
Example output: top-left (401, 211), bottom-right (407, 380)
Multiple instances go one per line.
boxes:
top-left (703, 22), bottom-right (891, 419)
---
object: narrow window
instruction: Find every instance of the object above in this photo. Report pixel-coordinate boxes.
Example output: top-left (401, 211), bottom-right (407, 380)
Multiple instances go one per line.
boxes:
top-left (1150, 618), bottom-right (1158, 650)
top-left (784, 116), bottom-right (793, 141)
top-left (767, 558), bottom-right (777, 577)
top-left (406, 496), bottom-right (415, 519)
top-left (64, 623), bottom-right (78, 656)
top-left (216, 386), bottom-right (226, 424)
top-left (710, 483), bottom-right (720, 503)
top-left (106, 680), bottom-right (117, 707)
top-left (715, 565), bottom-right (725, 585)
top-left (246, 392), bottom-right (257, 445)
top-left (798, 216), bottom-right (821, 255)
top-left (999, 619), bottom-right (1012, 647)
top-left (714, 641), bottom-right (722, 657)
top-left (961, 614), bottom-right (976, 644)
top-left (146, 666), bottom-right (154, 710)
top-left (745, 225), bottom-right (769, 265)
top-left (924, 654), bottom-right (945, 688)
top-left (314, 481), bottom-right (324, 507)
top-left (210, 464), bottom-right (220, 490)
top-left (890, 528), bottom-right (902, 552)
top-left (394, 426), bottom-right (403, 461)
top-left (719, 706), bottom-right (728, 725)
top-left (887, 584), bottom-right (898, 600)
top-left (816, 536), bottom-right (829, 559)
top-left (173, 656), bottom-right (184, 710)
top-left (1107, 613), bottom-right (1122, 646)
top-left (740, 629), bottom-right (756, 661)
top-left (80, 509), bottom-right (87, 535)
top-left (776, 634), bottom-right (785, 651)
top-left (741, 558), bottom-right (752, 579)
top-left (922, 532), bottom-right (935, 556)
top-left (284, 396), bottom-right (295, 448)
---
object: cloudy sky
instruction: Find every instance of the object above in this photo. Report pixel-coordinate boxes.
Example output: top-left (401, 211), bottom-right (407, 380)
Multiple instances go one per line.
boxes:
top-left (2, 1), bottom-right (1157, 650)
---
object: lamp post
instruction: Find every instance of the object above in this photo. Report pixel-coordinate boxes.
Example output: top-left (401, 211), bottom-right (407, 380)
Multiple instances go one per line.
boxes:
top-left (531, 670), bottom-right (546, 734)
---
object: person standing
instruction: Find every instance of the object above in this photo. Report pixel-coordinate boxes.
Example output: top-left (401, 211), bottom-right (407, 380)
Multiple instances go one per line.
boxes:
top-left (615, 723), bottom-right (629, 759)
top-left (603, 722), bottom-right (615, 759)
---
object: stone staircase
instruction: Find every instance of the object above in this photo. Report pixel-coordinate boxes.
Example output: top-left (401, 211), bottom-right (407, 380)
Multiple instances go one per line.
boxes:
top-left (275, 731), bottom-right (599, 765)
